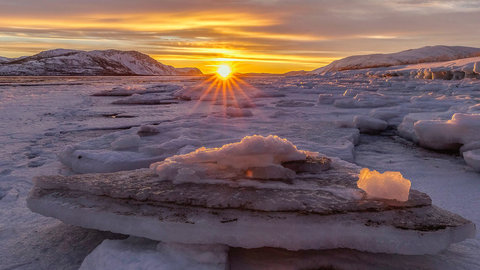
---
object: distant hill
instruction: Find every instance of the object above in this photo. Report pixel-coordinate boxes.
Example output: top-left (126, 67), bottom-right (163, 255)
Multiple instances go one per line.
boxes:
top-left (310, 45), bottom-right (480, 74)
top-left (0, 49), bottom-right (202, 76)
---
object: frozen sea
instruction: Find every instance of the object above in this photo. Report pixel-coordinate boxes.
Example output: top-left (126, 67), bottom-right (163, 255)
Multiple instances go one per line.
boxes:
top-left (0, 75), bottom-right (479, 270)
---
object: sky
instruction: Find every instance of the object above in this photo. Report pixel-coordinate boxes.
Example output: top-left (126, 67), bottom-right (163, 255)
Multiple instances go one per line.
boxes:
top-left (0, 0), bottom-right (479, 73)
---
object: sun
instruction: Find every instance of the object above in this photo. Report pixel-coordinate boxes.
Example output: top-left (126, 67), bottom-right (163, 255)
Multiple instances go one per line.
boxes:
top-left (216, 64), bottom-right (232, 79)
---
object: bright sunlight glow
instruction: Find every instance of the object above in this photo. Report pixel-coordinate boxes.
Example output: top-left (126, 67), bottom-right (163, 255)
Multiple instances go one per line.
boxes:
top-left (217, 64), bottom-right (232, 79)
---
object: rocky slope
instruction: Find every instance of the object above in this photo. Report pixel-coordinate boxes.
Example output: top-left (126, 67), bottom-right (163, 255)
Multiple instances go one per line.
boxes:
top-left (0, 49), bottom-right (202, 76)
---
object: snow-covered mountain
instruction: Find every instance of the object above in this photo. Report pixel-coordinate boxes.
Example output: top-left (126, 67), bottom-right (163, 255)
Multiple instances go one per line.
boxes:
top-left (0, 56), bottom-right (12, 64)
top-left (0, 49), bottom-right (203, 76)
top-left (311, 45), bottom-right (480, 74)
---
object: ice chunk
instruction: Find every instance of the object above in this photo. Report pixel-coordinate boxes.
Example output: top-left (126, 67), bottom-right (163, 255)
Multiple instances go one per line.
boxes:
top-left (398, 112), bottom-right (447, 143)
top-left (150, 135), bottom-right (315, 183)
top-left (357, 168), bottom-right (411, 202)
top-left (317, 93), bottom-right (336, 104)
top-left (369, 108), bottom-right (401, 121)
top-left (369, 106), bottom-right (410, 126)
top-left (92, 84), bottom-right (181, 96)
top-left (80, 237), bottom-right (228, 270)
top-left (463, 149), bottom-right (480, 171)
top-left (111, 135), bottom-right (141, 151)
top-left (137, 125), bottom-right (160, 136)
top-left (460, 141), bottom-right (480, 153)
top-left (58, 127), bottom-right (200, 174)
top-left (343, 89), bottom-right (361, 97)
top-left (275, 100), bottom-right (315, 107)
top-left (353, 115), bottom-right (388, 133)
top-left (414, 113), bottom-right (480, 150)
top-left (335, 92), bottom-right (401, 108)
top-left (112, 94), bottom-right (179, 105)
top-left (225, 107), bottom-right (253, 117)
top-left (65, 149), bottom-right (163, 173)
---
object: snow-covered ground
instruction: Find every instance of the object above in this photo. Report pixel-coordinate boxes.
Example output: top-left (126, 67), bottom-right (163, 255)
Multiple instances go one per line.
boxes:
top-left (0, 73), bottom-right (479, 269)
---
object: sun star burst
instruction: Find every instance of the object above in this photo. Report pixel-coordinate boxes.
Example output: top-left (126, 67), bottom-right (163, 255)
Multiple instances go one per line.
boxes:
top-left (217, 64), bottom-right (232, 79)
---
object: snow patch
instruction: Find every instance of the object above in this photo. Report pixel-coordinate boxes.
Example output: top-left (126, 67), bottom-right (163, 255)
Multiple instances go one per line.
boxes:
top-left (150, 135), bottom-right (316, 183)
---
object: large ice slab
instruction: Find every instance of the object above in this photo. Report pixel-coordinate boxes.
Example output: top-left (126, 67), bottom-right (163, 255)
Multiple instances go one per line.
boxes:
top-left (27, 160), bottom-right (475, 255)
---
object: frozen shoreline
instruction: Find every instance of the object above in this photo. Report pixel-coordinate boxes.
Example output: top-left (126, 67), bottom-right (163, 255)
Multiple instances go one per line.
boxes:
top-left (1, 75), bottom-right (479, 269)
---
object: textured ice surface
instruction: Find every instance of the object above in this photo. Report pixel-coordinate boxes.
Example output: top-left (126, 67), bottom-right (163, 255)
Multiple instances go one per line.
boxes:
top-left (112, 94), bottom-right (180, 105)
top-left (225, 107), bottom-right (253, 117)
top-left (58, 114), bottom-right (360, 173)
top-left (334, 92), bottom-right (402, 108)
top-left (92, 84), bottom-right (182, 96)
top-left (357, 168), bottom-right (411, 201)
